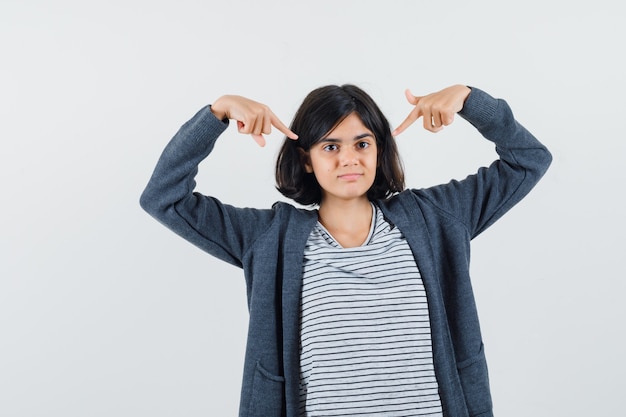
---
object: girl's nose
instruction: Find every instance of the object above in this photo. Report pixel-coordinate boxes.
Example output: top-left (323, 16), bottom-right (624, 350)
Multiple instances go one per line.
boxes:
top-left (340, 148), bottom-right (358, 166)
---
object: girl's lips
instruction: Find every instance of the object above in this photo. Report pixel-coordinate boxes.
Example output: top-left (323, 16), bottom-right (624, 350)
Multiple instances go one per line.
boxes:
top-left (338, 173), bottom-right (362, 181)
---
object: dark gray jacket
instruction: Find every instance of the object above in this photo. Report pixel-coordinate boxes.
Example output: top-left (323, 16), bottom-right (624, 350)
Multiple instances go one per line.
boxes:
top-left (140, 88), bottom-right (552, 417)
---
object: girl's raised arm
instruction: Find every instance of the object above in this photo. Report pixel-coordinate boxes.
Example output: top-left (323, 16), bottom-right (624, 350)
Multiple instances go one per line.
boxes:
top-left (140, 94), bottom-right (298, 267)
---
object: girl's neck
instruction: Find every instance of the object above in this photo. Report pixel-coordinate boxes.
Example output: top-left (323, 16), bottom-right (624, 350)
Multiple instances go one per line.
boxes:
top-left (317, 197), bottom-right (373, 248)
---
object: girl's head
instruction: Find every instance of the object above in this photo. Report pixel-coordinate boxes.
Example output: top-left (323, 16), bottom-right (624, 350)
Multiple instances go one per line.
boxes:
top-left (275, 84), bottom-right (405, 206)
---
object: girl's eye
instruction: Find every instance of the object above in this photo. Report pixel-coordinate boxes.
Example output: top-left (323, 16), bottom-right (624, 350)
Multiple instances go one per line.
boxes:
top-left (357, 141), bottom-right (370, 149)
top-left (323, 144), bottom-right (338, 152)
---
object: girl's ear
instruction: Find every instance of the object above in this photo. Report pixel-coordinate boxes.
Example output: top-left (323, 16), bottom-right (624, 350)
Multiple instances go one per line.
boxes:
top-left (298, 147), bottom-right (313, 173)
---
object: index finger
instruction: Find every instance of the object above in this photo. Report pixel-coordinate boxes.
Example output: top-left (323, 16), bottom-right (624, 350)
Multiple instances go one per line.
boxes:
top-left (392, 108), bottom-right (420, 137)
top-left (270, 113), bottom-right (298, 140)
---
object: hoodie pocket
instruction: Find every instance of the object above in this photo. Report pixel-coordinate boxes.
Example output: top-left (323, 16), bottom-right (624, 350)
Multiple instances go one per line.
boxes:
top-left (456, 343), bottom-right (493, 416)
top-left (247, 361), bottom-right (285, 417)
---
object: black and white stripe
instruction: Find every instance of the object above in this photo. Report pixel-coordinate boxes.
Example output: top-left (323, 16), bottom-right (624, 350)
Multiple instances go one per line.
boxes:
top-left (299, 204), bottom-right (443, 416)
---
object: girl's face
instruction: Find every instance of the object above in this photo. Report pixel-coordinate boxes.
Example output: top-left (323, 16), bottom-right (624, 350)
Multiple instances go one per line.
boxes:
top-left (304, 112), bottom-right (378, 205)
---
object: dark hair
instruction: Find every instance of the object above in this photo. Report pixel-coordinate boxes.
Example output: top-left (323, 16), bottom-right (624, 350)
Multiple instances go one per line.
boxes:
top-left (275, 84), bottom-right (405, 206)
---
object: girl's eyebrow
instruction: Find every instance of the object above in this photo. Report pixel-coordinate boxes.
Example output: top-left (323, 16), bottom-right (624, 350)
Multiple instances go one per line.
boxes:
top-left (320, 133), bottom-right (374, 143)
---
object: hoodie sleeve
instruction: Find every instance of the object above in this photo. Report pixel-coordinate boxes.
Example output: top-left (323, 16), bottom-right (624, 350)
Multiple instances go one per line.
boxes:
top-left (416, 87), bottom-right (552, 239)
top-left (139, 105), bottom-right (277, 268)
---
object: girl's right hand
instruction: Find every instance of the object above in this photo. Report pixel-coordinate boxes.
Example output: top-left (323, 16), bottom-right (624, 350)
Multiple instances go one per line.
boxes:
top-left (211, 95), bottom-right (298, 147)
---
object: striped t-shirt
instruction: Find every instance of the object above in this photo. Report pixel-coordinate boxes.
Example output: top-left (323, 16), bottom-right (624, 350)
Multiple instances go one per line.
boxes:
top-left (298, 204), bottom-right (443, 416)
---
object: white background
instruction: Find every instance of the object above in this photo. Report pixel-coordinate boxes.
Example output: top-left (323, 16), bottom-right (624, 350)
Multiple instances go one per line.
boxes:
top-left (1, 0), bottom-right (624, 415)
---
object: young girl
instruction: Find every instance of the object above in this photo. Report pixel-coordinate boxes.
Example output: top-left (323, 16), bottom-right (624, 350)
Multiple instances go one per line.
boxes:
top-left (140, 84), bottom-right (551, 417)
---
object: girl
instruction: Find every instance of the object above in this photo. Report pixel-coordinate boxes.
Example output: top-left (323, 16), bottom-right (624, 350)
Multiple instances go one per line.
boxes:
top-left (140, 84), bottom-right (551, 417)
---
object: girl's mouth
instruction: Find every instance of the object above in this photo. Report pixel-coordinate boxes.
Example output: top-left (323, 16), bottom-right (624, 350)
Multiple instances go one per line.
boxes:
top-left (338, 173), bottom-right (362, 181)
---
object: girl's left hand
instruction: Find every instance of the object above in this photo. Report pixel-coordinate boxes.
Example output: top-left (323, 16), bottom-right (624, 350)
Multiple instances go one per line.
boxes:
top-left (392, 84), bottom-right (471, 136)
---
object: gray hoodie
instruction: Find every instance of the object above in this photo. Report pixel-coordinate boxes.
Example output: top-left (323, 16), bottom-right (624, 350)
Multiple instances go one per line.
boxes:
top-left (140, 87), bottom-right (552, 417)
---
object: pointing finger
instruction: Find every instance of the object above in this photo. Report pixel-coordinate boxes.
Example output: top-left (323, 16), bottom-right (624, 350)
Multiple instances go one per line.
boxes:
top-left (392, 107), bottom-right (420, 137)
top-left (270, 113), bottom-right (298, 140)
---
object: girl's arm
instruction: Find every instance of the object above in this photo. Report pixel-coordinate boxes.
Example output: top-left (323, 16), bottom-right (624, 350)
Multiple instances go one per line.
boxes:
top-left (394, 85), bottom-right (552, 238)
top-left (140, 97), bottom-right (296, 267)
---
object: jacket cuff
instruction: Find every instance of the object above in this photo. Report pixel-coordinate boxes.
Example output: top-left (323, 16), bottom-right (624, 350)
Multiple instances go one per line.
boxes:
top-left (458, 87), bottom-right (500, 130)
